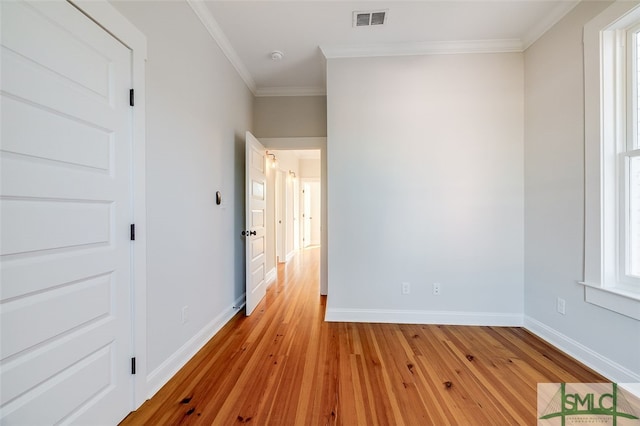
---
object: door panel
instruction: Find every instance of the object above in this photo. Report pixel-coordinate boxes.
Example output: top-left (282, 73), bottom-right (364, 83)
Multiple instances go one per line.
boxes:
top-left (245, 132), bottom-right (267, 315)
top-left (0, 1), bottom-right (133, 423)
top-left (2, 96), bottom-right (111, 170)
top-left (303, 183), bottom-right (311, 247)
top-left (309, 181), bottom-right (321, 246)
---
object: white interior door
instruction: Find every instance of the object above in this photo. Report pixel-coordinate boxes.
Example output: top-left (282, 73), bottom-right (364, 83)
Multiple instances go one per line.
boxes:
top-left (0, 1), bottom-right (134, 423)
top-left (245, 132), bottom-right (267, 315)
top-left (292, 179), bottom-right (300, 251)
top-left (303, 183), bottom-right (311, 248)
top-left (309, 181), bottom-right (321, 246)
top-left (276, 170), bottom-right (286, 263)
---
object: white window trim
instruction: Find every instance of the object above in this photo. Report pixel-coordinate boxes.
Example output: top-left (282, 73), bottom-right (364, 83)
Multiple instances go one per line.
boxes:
top-left (582, 1), bottom-right (640, 321)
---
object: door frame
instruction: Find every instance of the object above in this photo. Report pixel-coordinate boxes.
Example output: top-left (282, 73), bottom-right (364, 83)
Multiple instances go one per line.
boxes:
top-left (71, 0), bottom-right (148, 408)
top-left (259, 138), bottom-right (327, 295)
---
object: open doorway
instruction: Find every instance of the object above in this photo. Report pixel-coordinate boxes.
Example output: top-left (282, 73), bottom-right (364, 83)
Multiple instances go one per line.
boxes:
top-left (259, 137), bottom-right (326, 295)
top-left (271, 149), bottom-right (321, 256)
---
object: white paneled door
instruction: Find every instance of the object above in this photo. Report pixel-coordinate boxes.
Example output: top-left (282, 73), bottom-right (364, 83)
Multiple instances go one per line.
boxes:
top-left (309, 181), bottom-right (321, 246)
top-left (245, 132), bottom-right (267, 315)
top-left (1, 1), bottom-right (134, 424)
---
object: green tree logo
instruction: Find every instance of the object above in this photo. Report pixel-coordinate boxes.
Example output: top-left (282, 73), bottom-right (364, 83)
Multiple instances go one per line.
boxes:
top-left (539, 383), bottom-right (639, 426)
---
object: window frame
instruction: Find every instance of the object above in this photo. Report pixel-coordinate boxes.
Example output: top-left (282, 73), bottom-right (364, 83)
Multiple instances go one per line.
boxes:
top-left (582, 1), bottom-right (640, 321)
top-left (623, 25), bottom-right (640, 284)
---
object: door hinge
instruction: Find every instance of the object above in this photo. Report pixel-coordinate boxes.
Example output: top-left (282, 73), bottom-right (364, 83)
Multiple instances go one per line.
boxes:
top-left (130, 224), bottom-right (135, 241)
top-left (129, 89), bottom-right (134, 107)
top-left (131, 357), bottom-right (136, 374)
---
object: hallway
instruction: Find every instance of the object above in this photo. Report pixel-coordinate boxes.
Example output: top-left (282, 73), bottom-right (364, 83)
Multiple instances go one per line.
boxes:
top-left (121, 247), bottom-right (606, 425)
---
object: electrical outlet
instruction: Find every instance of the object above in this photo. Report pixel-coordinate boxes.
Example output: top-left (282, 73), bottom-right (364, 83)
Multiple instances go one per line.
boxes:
top-left (181, 305), bottom-right (189, 323)
top-left (556, 298), bottom-right (566, 315)
top-left (433, 283), bottom-right (441, 295)
top-left (402, 282), bottom-right (411, 295)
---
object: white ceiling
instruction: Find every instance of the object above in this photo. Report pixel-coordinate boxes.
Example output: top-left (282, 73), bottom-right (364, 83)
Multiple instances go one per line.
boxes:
top-left (194, 1), bottom-right (580, 97)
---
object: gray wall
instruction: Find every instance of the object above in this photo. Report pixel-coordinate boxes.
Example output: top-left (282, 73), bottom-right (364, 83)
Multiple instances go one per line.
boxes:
top-left (326, 53), bottom-right (525, 323)
top-left (112, 1), bottom-right (253, 394)
top-left (254, 96), bottom-right (326, 137)
top-left (524, 1), bottom-right (640, 381)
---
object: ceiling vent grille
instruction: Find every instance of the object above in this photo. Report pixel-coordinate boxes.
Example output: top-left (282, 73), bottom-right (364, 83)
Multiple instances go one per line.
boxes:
top-left (353, 10), bottom-right (387, 27)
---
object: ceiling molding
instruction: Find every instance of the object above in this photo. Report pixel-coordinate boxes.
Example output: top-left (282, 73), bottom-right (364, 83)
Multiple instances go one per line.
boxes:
top-left (186, 0), bottom-right (257, 95)
top-left (522, 1), bottom-right (581, 50)
top-left (320, 39), bottom-right (523, 59)
top-left (256, 86), bottom-right (326, 97)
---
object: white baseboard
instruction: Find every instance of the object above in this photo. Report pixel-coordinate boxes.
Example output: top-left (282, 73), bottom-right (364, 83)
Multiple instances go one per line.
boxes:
top-left (324, 307), bottom-right (523, 326)
top-left (524, 315), bottom-right (640, 384)
top-left (265, 267), bottom-right (277, 287)
top-left (145, 294), bottom-right (245, 399)
top-left (286, 251), bottom-right (296, 262)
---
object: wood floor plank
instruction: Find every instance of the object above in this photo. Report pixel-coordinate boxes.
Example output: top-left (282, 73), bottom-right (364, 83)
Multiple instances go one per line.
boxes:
top-left (120, 248), bottom-right (609, 425)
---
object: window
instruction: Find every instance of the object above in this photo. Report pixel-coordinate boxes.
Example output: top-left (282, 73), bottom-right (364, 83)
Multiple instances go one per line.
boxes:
top-left (583, 2), bottom-right (640, 320)
top-left (629, 26), bottom-right (640, 279)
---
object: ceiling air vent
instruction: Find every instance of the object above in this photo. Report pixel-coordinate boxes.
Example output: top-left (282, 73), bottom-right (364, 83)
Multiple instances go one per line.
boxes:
top-left (353, 10), bottom-right (387, 27)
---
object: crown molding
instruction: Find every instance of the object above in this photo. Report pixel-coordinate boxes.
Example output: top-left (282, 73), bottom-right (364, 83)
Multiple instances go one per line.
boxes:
top-left (255, 86), bottom-right (326, 97)
top-left (320, 39), bottom-right (523, 59)
top-left (186, 0), bottom-right (257, 95)
top-left (522, 0), bottom-right (581, 50)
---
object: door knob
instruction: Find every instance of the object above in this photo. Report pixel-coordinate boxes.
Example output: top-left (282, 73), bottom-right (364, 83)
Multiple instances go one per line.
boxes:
top-left (249, 230), bottom-right (257, 236)
top-left (242, 230), bottom-right (257, 236)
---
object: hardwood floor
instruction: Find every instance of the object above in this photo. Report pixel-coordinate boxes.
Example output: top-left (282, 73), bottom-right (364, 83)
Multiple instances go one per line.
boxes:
top-left (121, 247), bottom-right (607, 425)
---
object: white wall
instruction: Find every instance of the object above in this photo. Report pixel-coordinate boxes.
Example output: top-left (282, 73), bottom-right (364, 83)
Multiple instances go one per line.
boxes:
top-left (111, 1), bottom-right (253, 395)
top-left (524, 1), bottom-right (640, 382)
top-left (326, 54), bottom-right (524, 324)
top-left (300, 158), bottom-right (321, 179)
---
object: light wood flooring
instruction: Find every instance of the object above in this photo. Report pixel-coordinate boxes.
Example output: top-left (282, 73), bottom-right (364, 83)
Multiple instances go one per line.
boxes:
top-left (121, 247), bottom-right (607, 425)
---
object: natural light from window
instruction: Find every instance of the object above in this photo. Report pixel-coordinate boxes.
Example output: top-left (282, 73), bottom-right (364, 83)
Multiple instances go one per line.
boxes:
top-left (631, 156), bottom-right (640, 277)
top-left (628, 29), bottom-right (640, 279)
top-left (582, 2), bottom-right (640, 320)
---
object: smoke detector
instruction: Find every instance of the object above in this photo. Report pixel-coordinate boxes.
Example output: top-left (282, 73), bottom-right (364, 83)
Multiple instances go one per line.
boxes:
top-left (353, 10), bottom-right (387, 27)
top-left (271, 50), bottom-right (284, 61)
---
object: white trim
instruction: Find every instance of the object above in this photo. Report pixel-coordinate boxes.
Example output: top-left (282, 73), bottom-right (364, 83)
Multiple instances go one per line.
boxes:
top-left (524, 316), bottom-right (640, 384)
top-left (583, 284), bottom-right (640, 320)
top-left (185, 0), bottom-right (256, 95)
top-left (621, 383), bottom-right (640, 399)
top-left (522, 1), bottom-right (581, 50)
top-left (265, 266), bottom-right (277, 287)
top-left (324, 308), bottom-right (522, 326)
top-left (259, 137), bottom-right (327, 149)
top-left (286, 251), bottom-right (296, 263)
top-left (256, 86), bottom-right (326, 97)
top-left (71, 0), bottom-right (148, 409)
top-left (320, 39), bottom-right (523, 59)
top-left (145, 296), bottom-right (245, 399)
